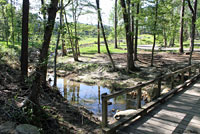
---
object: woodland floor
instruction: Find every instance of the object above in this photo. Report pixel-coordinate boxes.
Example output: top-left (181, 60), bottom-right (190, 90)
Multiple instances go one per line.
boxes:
top-left (49, 51), bottom-right (200, 89)
top-left (0, 50), bottom-right (200, 134)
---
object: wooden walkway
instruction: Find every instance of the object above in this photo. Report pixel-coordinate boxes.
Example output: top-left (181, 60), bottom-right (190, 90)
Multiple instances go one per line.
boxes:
top-left (118, 80), bottom-right (200, 134)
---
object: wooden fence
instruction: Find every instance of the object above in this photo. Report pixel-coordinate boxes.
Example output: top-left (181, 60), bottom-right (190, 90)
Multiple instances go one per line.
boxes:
top-left (101, 63), bottom-right (200, 134)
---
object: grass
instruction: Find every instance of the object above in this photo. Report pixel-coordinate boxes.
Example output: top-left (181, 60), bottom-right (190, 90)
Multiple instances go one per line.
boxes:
top-left (80, 44), bottom-right (126, 54)
top-left (79, 37), bottom-right (102, 44)
top-left (1, 34), bottom-right (200, 59)
top-left (138, 34), bottom-right (154, 45)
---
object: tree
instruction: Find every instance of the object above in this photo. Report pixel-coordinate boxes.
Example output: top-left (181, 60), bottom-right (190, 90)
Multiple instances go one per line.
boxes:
top-left (0, 0), bottom-right (9, 46)
top-left (134, 0), bottom-right (140, 61)
top-left (10, 0), bottom-right (14, 47)
top-left (114, 0), bottom-right (118, 48)
top-left (97, 15), bottom-right (100, 53)
top-left (179, 0), bottom-right (185, 53)
top-left (120, 0), bottom-right (138, 72)
top-left (131, 1), bottom-right (135, 52)
top-left (54, 0), bottom-right (64, 87)
top-left (96, 0), bottom-right (116, 70)
top-left (21, 0), bottom-right (29, 83)
top-left (28, 0), bottom-right (59, 104)
top-left (61, 0), bottom-right (67, 56)
top-left (187, 0), bottom-right (198, 65)
top-left (151, 0), bottom-right (158, 66)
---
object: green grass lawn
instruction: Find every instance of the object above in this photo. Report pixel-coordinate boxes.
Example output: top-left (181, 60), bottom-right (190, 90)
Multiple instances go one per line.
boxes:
top-left (80, 44), bottom-right (126, 54)
top-left (1, 34), bottom-right (200, 58)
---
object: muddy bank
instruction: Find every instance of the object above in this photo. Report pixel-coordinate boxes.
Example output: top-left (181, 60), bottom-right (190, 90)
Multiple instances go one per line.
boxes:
top-left (0, 55), bottom-right (101, 134)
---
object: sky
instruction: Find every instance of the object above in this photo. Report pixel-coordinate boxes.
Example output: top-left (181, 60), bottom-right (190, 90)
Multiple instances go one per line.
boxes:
top-left (18, 0), bottom-right (115, 26)
top-left (78, 0), bottom-right (115, 25)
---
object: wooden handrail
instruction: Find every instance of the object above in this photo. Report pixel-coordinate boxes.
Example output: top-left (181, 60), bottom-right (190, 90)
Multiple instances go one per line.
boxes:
top-left (101, 63), bottom-right (200, 133)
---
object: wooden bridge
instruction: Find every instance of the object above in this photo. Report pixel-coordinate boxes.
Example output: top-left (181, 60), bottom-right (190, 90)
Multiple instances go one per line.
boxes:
top-left (101, 63), bottom-right (200, 134)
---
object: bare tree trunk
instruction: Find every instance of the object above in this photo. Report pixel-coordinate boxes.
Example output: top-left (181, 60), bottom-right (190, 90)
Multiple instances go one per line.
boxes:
top-left (97, 19), bottom-right (100, 53)
top-left (40, 0), bottom-right (48, 88)
top-left (64, 11), bottom-right (76, 60)
top-left (28, 0), bottom-right (59, 104)
top-left (131, 2), bottom-right (135, 52)
top-left (11, 0), bottom-right (15, 47)
top-left (53, 1), bottom-right (63, 87)
top-left (2, 6), bottom-right (9, 46)
top-left (21, 0), bottom-right (29, 83)
top-left (179, 0), bottom-right (185, 53)
top-left (114, 0), bottom-right (118, 48)
top-left (96, 0), bottom-right (116, 70)
top-left (72, 0), bottom-right (79, 61)
top-left (53, 30), bottom-right (60, 87)
top-left (120, 0), bottom-right (137, 72)
top-left (163, 28), bottom-right (167, 47)
top-left (60, 0), bottom-right (67, 56)
top-left (134, 2), bottom-right (140, 61)
top-left (187, 0), bottom-right (197, 65)
top-left (151, 0), bottom-right (158, 67)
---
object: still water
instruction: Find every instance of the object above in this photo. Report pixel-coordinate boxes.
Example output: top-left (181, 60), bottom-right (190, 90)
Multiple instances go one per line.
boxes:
top-left (50, 76), bottom-right (145, 117)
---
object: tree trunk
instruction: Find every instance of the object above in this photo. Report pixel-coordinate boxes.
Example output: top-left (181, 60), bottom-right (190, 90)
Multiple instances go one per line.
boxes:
top-left (96, 0), bottom-right (116, 70)
top-left (151, 0), bottom-right (158, 67)
top-left (53, 30), bottom-right (60, 87)
top-left (188, 0), bottom-right (198, 65)
top-left (72, 1), bottom-right (79, 61)
top-left (60, 0), bottom-right (67, 56)
top-left (131, 3), bottom-right (135, 52)
top-left (2, 6), bottom-right (9, 46)
top-left (53, 1), bottom-right (63, 87)
top-left (40, 0), bottom-right (48, 88)
top-left (10, 0), bottom-right (15, 47)
top-left (179, 0), bottom-right (185, 53)
top-left (163, 28), bottom-right (167, 47)
top-left (120, 0), bottom-right (137, 72)
top-left (21, 0), bottom-right (29, 83)
top-left (114, 0), bottom-right (118, 48)
top-left (97, 19), bottom-right (100, 53)
top-left (64, 11), bottom-right (76, 60)
top-left (28, 0), bottom-right (59, 104)
top-left (134, 2), bottom-right (140, 61)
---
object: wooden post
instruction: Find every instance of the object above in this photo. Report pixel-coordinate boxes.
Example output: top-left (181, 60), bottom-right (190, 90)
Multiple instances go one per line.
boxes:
top-left (137, 88), bottom-right (142, 109)
top-left (199, 64), bottom-right (200, 74)
top-left (171, 75), bottom-right (174, 90)
top-left (101, 93), bottom-right (108, 128)
top-left (189, 68), bottom-right (192, 77)
top-left (157, 78), bottom-right (161, 98)
top-left (181, 72), bottom-right (184, 83)
top-left (192, 66), bottom-right (196, 75)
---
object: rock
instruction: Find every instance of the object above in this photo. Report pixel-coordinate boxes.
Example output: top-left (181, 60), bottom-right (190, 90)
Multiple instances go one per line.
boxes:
top-left (113, 109), bottom-right (136, 120)
top-left (161, 88), bottom-right (170, 94)
top-left (0, 121), bottom-right (16, 134)
top-left (83, 99), bottom-right (95, 103)
top-left (15, 124), bottom-right (40, 134)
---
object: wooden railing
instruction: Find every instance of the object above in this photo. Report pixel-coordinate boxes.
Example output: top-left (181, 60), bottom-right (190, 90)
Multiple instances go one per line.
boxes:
top-left (101, 63), bottom-right (200, 134)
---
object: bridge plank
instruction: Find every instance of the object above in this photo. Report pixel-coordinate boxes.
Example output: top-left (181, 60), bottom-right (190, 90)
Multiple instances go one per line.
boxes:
top-left (117, 79), bottom-right (200, 134)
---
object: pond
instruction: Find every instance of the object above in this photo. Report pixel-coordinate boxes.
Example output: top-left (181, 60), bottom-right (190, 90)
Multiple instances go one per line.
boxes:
top-left (49, 75), bottom-right (145, 117)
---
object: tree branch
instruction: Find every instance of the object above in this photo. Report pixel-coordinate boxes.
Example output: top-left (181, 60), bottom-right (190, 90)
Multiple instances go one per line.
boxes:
top-left (187, 0), bottom-right (194, 14)
top-left (57, 0), bottom-right (71, 12)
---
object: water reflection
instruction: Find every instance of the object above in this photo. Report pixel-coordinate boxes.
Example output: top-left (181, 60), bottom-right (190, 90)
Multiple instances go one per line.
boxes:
top-left (49, 76), bottom-right (145, 117)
